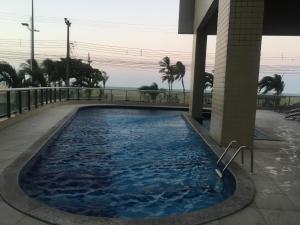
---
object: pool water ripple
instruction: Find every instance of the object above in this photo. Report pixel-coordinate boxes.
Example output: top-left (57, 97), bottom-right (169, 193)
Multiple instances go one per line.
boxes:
top-left (20, 108), bottom-right (235, 218)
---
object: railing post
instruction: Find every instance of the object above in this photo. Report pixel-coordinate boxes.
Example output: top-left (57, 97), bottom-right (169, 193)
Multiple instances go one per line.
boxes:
top-left (54, 88), bottom-right (57, 103)
top-left (41, 89), bottom-right (44, 106)
top-left (110, 89), bottom-right (113, 102)
top-left (125, 90), bottom-right (128, 101)
top-left (34, 89), bottom-right (38, 108)
top-left (49, 89), bottom-right (52, 103)
top-left (18, 90), bottom-right (22, 114)
top-left (6, 91), bottom-right (11, 118)
top-left (77, 88), bottom-right (80, 101)
top-left (27, 90), bottom-right (31, 111)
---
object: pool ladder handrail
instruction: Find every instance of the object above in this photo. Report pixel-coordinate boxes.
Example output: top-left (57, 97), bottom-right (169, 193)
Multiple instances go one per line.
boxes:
top-left (215, 140), bottom-right (254, 178)
top-left (216, 140), bottom-right (239, 166)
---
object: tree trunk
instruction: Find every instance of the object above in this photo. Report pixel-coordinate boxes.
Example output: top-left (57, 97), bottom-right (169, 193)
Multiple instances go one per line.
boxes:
top-left (181, 79), bottom-right (185, 104)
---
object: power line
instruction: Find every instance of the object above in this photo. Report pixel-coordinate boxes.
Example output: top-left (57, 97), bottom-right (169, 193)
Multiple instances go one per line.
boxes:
top-left (1, 39), bottom-right (300, 76)
top-left (0, 12), bottom-right (178, 33)
top-left (2, 39), bottom-right (300, 61)
top-left (0, 11), bottom-right (177, 28)
top-left (1, 53), bottom-right (300, 76)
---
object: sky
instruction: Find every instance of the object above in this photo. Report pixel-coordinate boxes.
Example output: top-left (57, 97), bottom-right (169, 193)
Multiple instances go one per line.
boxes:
top-left (0, 0), bottom-right (299, 94)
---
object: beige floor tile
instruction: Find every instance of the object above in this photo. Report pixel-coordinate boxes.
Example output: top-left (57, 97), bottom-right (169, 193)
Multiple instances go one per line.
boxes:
top-left (260, 209), bottom-right (300, 225)
top-left (219, 207), bottom-right (268, 225)
top-left (0, 202), bottom-right (25, 225)
top-left (15, 216), bottom-right (48, 225)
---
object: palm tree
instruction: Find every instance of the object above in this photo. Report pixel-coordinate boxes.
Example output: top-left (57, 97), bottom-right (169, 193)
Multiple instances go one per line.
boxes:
top-left (169, 65), bottom-right (177, 92)
top-left (204, 72), bottom-right (214, 90)
top-left (101, 71), bottom-right (109, 89)
top-left (258, 74), bottom-right (285, 109)
top-left (159, 56), bottom-right (175, 95)
top-left (175, 61), bottom-right (186, 100)
top-left (139, 82), bottom-right (160, 102)
top-left (90, 69), bottom-right (105, 88)
top-left (19, 59), bottom-right (47, 87)
top-left (42, 59), bottom-right (60, 86)
top-left (258, 74), bottom-right (285, 95)
top-left (0, 61), bottom-right (25, 88)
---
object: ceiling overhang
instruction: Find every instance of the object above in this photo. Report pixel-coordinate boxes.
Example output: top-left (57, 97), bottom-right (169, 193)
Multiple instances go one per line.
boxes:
top-left (178, 0), bottom-right (195, 34)
top-left (178, 0), bottom-right (300, 36)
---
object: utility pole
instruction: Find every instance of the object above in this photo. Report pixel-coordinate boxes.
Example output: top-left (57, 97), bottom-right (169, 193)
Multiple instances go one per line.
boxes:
top-left (87, 53), bottom-right (92, 65)
top-left (31, 0), bottom-right (34, 69)
top-left (65, 18), bottom-right (71, 87)
top-left (21, 0), bottom-right (39, 70)
top-left (87, 53), bottom-right (93, 88)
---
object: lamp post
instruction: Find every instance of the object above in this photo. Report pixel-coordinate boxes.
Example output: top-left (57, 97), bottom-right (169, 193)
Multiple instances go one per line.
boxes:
top-left (64, 18), bottom-right (71, 87)
top-left (21, 0), bottom-right (39, 70)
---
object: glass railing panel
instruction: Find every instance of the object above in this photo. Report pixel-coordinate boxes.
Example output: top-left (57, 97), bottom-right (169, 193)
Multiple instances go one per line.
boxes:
top-left (10, 91), bottom-right (18, 114)
top-left (53, 89), bottom-right (58, 102)
top-left (290, 96), bottom-right (300, 105)
top-left (88, 89), bottom-right (98, 100)
top-left (111, 89), bottom-right (126, 102)
top-left (80, 89), bottom-right (94, 100)
top-left (36, 90), bottom-right (41, 106)
top-left (103, 89), bottom-right (113, 102)
top-left (61, 88), bottom-right (68, 101)
top-left (203, 93), bottom-right (212, 107)
top-left (52, 88), bottom-right (57, 102)
top-left (21, 91), bottom-right (28, 110)
top-left (78, 88), bottom-right (83, 100)
top-left (0, 92), bottom-right (7, 117)
top-left (126, 90), bottom-right (141, 102)
top-left (30, 90), bottom-right (35, 108)
top-left (185, 92), bottom-right (191, 105)
top-left (69, 88), bottom-right (77, 100)
top-left (1, 87), bottom-right (300, 120)
top-left (44, 89), bottom-right (48, 104)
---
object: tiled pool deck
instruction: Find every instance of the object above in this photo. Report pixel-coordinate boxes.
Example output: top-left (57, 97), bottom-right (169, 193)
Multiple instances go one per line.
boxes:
top-left (0, 103), bottom-right (299, 225)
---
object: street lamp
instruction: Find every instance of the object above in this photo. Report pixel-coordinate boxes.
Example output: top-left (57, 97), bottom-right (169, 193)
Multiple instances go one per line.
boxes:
top-left (21, 23), bottom-right (39, 32)
top-left (21, 0), bottom-right (39, 70)
top-left (64, 18), bottom-right (71, 87)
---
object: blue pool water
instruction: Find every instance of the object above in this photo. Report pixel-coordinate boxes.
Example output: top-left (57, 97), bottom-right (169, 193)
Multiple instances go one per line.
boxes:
top-left (20, 108), bottom-right (236, 218)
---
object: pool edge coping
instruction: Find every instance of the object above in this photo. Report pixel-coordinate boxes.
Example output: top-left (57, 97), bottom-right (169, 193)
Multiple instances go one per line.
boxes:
top-left (0, 104), bottom-right (255, 225)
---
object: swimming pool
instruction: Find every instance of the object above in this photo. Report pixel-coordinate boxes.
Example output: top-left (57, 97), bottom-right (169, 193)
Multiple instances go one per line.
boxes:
top-left (20, 107), bottom-right (236, 219)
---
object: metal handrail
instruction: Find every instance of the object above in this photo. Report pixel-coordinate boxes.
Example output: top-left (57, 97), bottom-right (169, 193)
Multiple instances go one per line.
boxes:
top-left (0, 87), bottom-right (103, 92)
top-left (216, 140), bottom-right (239, 166)
top-left (216, 145), bottom-right (254, 178)
top-left (221, 146), bottom-right (248, 174)
top-left (0, 87), bottom-right (192, 93)
top-left (0, 87), bottom-right (192, 119)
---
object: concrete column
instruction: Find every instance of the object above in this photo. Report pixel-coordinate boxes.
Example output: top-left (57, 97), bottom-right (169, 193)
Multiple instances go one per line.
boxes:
top-left (189, 30), bottom-right (207, 120)
top-left (210, 0), bottom-right (264, 147)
